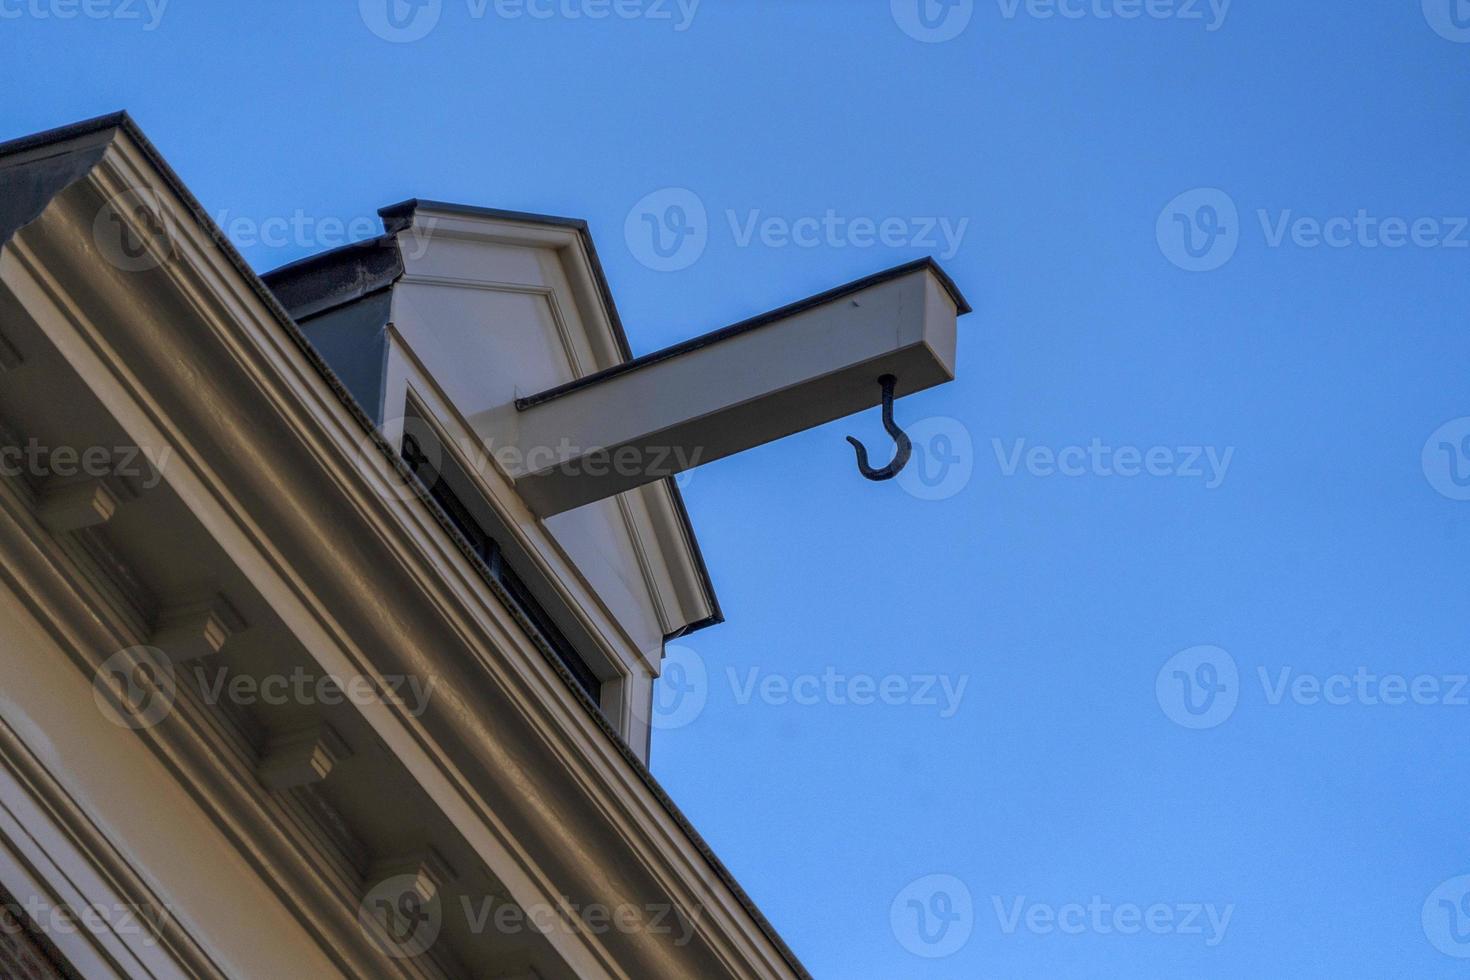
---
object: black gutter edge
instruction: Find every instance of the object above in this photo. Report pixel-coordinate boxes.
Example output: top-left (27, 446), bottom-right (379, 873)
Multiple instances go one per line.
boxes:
top-left (660, 476), bottom-right (725, 640)
top-left (0, 110), bottom-right (131, 158)
top-left (0, 115), bottom-right (803, 978)
top-left (515, 256), bottom-right (973, 412)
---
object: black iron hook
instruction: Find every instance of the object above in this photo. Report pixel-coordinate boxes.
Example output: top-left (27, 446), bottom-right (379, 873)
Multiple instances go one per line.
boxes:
top-left (846, 374), bottom-right (912, 481)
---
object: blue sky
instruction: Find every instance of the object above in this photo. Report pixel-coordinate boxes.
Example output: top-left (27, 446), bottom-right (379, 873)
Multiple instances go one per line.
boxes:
top-left (6, 1), bottom-right (1470, 976)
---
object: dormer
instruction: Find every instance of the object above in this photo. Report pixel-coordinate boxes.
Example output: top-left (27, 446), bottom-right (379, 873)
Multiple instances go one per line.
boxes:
top-left (263, 200), bottom-right (722, 758)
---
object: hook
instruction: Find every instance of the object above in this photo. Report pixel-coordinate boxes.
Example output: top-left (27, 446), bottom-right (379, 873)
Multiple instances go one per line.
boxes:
top-left (846, 374), bottom-right (912, 481)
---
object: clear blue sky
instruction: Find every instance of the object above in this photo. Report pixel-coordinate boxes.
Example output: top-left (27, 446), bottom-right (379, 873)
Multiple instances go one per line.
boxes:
top-left (6, 2), bottom-right (1470, 976)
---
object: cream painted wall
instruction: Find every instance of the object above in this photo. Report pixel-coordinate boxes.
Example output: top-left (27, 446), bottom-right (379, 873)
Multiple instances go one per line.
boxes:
top-left (0, 578), bottom-right (351, 980)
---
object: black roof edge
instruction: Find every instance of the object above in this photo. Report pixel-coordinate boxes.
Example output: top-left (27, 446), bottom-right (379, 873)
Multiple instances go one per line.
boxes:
top-left (0, 110), bottom-right (131, 159)
top-left (515, 256), bottom-right (973, 411)
top-left (0, 113), bottom-right (804, 977)
top-left (259, 233), bottom-right (404, 322)
top-left (259, 231), bottom-right (399, 284)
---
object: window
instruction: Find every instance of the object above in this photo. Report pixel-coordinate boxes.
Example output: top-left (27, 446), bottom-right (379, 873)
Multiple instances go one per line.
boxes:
top-left (399, 426), bottom-right (602, 704)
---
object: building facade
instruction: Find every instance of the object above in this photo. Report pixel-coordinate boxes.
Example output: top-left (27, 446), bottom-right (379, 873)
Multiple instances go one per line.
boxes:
top-left (0, 113), bottom-right (965, 978)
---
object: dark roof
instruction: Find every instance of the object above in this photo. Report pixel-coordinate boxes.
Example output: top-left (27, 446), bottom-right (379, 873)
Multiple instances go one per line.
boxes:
top-left (258, 233), bottom-right (402, 321)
